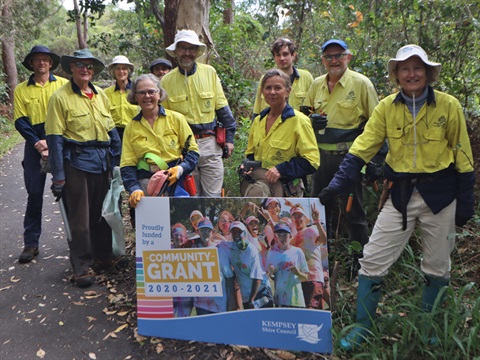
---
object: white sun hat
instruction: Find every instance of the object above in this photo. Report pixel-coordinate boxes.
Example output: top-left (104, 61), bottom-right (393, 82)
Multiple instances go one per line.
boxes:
top-left (108, 55), bottom-right (134, 73)
top-left (165, 30), bottom-right (206, 58)
top-left (387, 44), bottom-right (441, 83)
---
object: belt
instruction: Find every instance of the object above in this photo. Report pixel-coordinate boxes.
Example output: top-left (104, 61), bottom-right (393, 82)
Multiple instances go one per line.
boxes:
top-left (319, 141), bottom-right (354, 152)
top-left (320, 149), bottom-right (349, 156)
top-left (194, 132), bottom-right (215, 139)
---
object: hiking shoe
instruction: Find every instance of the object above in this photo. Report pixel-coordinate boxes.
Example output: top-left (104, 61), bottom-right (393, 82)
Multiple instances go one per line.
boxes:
top-left (75, 274), bottom-right (95, 288)
top-left (18, 247), bottom-right (39, 263)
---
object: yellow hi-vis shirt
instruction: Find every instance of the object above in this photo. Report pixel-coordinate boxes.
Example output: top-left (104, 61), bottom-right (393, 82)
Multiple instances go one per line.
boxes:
top-left (350, 90), bottom-right (474, 174)
top-left (45, 82), bottom-right (114, 143)
top-left (120, 108), bottom-right (199, 168)
top-left (14, 75), bottom-right (69, 125)
top-left (304, 68), bottom-right (378, 147)
top-left (104, 85), bottom-right (139, 128)
top-left (246, 107), bottom-right (320, 172)
top-left (160, 63), bottom-right (229, 127)
top-left (253, 68), bottom-right (313, 114)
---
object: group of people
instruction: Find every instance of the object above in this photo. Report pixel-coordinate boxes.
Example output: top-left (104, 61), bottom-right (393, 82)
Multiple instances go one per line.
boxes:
top-left (169, 198), bottom-right (328, 315)
top-left (14, 28), bottom-right (474, 352)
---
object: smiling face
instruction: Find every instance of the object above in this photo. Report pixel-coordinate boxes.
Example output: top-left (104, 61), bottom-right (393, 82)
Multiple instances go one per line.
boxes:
top-left (174, 41), bottom-right (198, 71)
top-left (275, 231), bottom-right (291, 250)
top-left (198, 227), bottom-right (212, 246)
top-left (247, 220), bottom-right (259, 237)
top-left (70, 59), bottom-right (94, 85)
top-left (218, 214), bottom-right (233, 235)
top-left (321, 44), bottom-right (351, 79)
top-left (262, 75), bottom-right (290, 109)
top-left (152, 64), bottom-right (171, 79)
top-left (30, 54), bottom-right (52, 76)
top-left (292, 212), bottom-right (307, 230)
top-left (230, 227), bottom-right (248, 250)
top-left (134, 78), bottom-right (160, 112)
top-left (114, 64), bottom-right (130, 83)
top-left (395, 56), bottom-right (427, 98)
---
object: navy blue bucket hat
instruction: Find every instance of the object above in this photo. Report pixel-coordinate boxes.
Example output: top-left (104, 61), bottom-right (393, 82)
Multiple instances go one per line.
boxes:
top-left (22, 45), bottom-right (60, 72)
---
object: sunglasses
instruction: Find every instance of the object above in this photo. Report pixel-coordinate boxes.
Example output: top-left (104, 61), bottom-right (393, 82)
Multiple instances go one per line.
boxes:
top-left (73, 62), bottom-right (95, 70)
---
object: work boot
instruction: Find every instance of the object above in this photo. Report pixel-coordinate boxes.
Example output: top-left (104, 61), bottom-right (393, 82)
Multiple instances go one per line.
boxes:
top-left (339, 274), bottom-right (383, 351)
top-left (75, 272), bottom-right (95, 288)
top-left (18, 247), bottom-right (39, 263)
top-left (93, 257), bottom-right (129, 273)
top-left (420, 275), bottom-right (449, 344)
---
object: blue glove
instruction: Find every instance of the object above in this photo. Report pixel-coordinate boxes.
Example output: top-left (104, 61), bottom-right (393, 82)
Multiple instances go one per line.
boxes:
top-left (365, 162), bottom-right (383, 184)
top-left (51, 183), bottom-right (64, 202)
top-left (455, 172), bottom-right (475, 227)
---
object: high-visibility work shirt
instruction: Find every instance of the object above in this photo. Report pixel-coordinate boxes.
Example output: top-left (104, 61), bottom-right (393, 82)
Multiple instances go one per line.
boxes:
top-left (14, 74), bottom-right (68, 145)
top-left (161, 63), bottom-right (230, 134)
top-left (104, 81), bottom-right (139, 128)
top-left (120, 107), bottom-right (199, 168)
top-left (253, 67), bottom-right (314, 114)
top-left (304, 68), bottom-right (378, 147)
top-left (350, 89), bottom-right (474, 175)
top-left (46, 80), bottom-right (118, 180)
top-left (246, 104), bottom-right (320, 179)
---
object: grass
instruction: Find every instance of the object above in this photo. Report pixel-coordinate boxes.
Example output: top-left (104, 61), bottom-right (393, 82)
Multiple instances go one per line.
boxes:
top-left (0, 112), bottom-right (22, 155)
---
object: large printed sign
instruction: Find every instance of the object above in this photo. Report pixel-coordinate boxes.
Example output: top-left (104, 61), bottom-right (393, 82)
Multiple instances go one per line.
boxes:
top-left (136, 197), bottom-right (332, 354)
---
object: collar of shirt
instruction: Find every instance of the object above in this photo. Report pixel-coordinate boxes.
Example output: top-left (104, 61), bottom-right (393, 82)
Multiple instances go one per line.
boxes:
top-left (258, 103), bottom-right (295, 123)
top-left (133, 105), bottom-right (167, 121)
top-left (290, 66), bottom-right (300, 84)
top-left (393, 85), bottom-right (436, 106)
top-left (27, 73), bottom-right (57, 86)
top-left (177, 62), bottom-right (197, 76)
top-left (114, 79), bottom-right (132, 92)
top-left (70, 78), bottom-right (98, 96)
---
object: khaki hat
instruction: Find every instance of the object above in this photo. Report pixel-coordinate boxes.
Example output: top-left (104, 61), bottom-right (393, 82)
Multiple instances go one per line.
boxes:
top-left (387, 44), bottom-right (441, 83)
top-left (108, 55), bottom-right (134, 73)
top-left (61, 48), bottom-right (105, 75)
top-left (165, 30), bottom-right (206, 58)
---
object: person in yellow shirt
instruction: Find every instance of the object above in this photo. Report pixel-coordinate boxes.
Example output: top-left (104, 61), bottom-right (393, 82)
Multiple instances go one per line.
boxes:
top-left (304, 39), bottom-right (383, 256)
top-left (104, 55), bottom-right (139, 142)
top-left (13, 45), bottom-right (68, 263)
top-left (46, 49), bottom-right (122, 288)
top-left (243, 69), bottom-right (319, 197)
top-left (120, 73), bottom-right (199, 205)
top-left (161, 30), bottom-right (236, 197)
top-left (253, 37), bottom-right (313, 118)
top-left (320, 44), bottom-right (475, 351)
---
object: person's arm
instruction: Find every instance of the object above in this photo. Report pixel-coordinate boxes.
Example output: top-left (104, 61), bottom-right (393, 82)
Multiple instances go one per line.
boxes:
top-left (289, 265), bottom-right (308, 281)
top-left (245, 279), bottom-right (261, 308)
top-left (215, 106), bottom-right (236, 157)
top-left (311, 203), bottom-right (327, 245)
top-left (226, 277), bottom-right (237, 311)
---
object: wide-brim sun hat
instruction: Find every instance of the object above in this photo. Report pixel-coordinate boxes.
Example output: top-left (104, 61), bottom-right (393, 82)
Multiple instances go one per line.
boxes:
top-left (61, 48), bottom-right (105, 75)
top-left (149, 58), bottom-right (172, 72)
top-left (165, 30), bottom-right (206, 58)
top-left (387, 44), bottom-right (441, 83)
top-left (22, 45), bottom-right (60, 72)
top-left (108, 55), bottom-right (134, 73)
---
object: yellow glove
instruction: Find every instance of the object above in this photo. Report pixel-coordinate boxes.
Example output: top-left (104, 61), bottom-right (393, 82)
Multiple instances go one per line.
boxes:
top-left (167, 166), bottom-right (183, 186)
top-left (129, 190), bottom-right (144, 208)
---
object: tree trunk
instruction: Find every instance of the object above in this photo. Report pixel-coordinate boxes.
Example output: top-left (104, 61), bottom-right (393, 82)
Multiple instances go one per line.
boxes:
top-left (223, 0), bottom-right (234, 25)
top-left (1, 0), bottom-right (17, 103)
top-left (162, 0), bottom-right (214, 64)
top-left (73, 0), bottom-right (87, 49)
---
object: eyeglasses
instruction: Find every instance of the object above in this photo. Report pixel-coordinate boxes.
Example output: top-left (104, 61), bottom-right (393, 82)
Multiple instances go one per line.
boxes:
top-left (73, 62), bottom-right (95, 70)
top-left (322, 53), bottom-right (349, 62)
top-left (218, 219), bottom-right (232, 224)
top-left (135, 89), bottom-right (159, 97)
top-left (177, 46), bottom-right (198, 54)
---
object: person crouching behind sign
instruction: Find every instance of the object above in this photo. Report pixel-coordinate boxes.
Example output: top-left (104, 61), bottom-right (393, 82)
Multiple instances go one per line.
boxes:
top-left (240, 69), bottom-right (319, 197)
top-left (120, 74), bottom-right (199, 208)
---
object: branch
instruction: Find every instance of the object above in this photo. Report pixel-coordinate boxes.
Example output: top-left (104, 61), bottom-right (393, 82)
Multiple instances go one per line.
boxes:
top-left (150, 0), bottom-right (165, 29)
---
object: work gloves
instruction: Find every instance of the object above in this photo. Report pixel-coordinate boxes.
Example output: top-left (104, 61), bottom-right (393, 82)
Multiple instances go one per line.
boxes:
top-left (319, 187), bottom-right (337, 205)
top-left (51, 183), bottom-right (64, 201)
top-left (365, 162), bottom-right (383, 184)
top-left (167, 166), bottom-right (183, 186)
top-left (310, 114), bottom-right (328, 132)
top-left (129, 190), bottom-right (145, 208)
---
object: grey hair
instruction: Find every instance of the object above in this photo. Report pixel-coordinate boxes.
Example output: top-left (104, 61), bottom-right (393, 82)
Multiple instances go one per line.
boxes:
top-left (127, 73), bottom-right (167, 105)
top-left (260, 68), bottom-right (292, 92)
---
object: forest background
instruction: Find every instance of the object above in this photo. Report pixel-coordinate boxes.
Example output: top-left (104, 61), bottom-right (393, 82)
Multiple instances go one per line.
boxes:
top-left (0, 0), bottom-right (479, 359)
